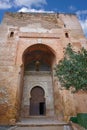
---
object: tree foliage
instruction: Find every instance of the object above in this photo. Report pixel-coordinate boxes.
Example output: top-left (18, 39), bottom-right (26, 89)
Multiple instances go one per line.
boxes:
top-left (55, 43), bottom-right (87, 91)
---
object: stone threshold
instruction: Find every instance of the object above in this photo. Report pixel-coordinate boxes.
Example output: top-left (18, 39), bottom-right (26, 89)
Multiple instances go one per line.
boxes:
top-left (16, 117), bottom-right (69, 127)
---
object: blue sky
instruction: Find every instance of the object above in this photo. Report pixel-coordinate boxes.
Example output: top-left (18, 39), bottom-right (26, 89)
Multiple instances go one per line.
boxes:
top-left (0, 0), bottom-right (87, 37)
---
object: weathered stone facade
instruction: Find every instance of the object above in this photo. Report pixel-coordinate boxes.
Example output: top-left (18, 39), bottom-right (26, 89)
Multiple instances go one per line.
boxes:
top-left (0, 12), bottom-right (87, 124)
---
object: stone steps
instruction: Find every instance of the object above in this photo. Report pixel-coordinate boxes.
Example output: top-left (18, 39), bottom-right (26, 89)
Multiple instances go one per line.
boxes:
top-left (9, 117), bottom-right (72, 130)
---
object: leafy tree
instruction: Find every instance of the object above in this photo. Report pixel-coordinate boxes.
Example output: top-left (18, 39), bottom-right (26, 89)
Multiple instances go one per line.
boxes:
top-left (55, 43), bottom-right (87, 91)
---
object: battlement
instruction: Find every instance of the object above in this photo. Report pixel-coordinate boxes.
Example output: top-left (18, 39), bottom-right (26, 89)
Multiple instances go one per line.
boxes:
top-left (2, 12), bottom-right (77, 29)
top-left (3, 12), bottom-right (60, 28)
top-left (3, 12), bottom-right (75, 19)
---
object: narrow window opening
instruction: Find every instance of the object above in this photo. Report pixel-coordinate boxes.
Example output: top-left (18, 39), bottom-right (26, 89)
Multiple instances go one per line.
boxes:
top-left (64, 24), bottom-right (66, 28)
top-left (10, 32), bottom-right (14, 37)
top-left (65, 32), bottom-right (69, 38)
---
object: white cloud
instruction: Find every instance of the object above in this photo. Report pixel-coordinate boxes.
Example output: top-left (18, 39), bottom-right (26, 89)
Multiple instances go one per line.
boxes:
top-left (80, 19), bottom-right (87, 31)
top-left (0, 1), bottom-right (11, 9)
top-left (18, 7), bottom-right (54, 13)
top-left (76, 10), bottom-right (87, 16)
top-left (79, 19), bottom-right (87, 37)
top-left (14, 0), bottom-right (47, 8)
top-left (0, 0), bottom-right (47, 9)
top-left (76, 10), bottom-right (87, 37)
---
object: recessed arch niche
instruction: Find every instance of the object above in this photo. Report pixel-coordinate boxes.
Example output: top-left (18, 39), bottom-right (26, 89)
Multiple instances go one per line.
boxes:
top-left (22, 44), bottom-right (56, 72)
top-left (21, 44), bottom-right (56, 117)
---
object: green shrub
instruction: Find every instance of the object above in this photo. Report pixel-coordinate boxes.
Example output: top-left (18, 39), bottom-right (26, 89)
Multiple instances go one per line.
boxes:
top-left (70, 116), bottom-right (78, 123)
top-left (55, 43), bottom-right (87, 91)
top-left (77, 113), bottom-right (87, 129)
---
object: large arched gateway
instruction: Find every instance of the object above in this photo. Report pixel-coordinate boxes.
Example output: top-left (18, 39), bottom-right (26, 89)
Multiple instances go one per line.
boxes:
top-left (21, 44), bottom-right (56, 117)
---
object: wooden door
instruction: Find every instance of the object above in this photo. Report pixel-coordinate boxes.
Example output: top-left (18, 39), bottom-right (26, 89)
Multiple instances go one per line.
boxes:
top-left (30, 86), bottom-right (45, 116)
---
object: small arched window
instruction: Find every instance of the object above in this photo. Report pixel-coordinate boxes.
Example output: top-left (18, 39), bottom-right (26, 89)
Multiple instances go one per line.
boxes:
top-left (10, 32), bottom-right (14, 37)
top-left (65, 32), bottom-right (69, 38)
top-left (64, 24), bottom-right (66, 28)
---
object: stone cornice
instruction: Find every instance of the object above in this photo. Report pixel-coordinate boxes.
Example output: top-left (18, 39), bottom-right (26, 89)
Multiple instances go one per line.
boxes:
top-left (19, 32), bottom-right (60, 39)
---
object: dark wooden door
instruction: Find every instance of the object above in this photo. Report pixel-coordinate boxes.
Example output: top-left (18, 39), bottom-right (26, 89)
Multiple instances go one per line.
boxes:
top-left (30, 86), bottom-right (45, 116)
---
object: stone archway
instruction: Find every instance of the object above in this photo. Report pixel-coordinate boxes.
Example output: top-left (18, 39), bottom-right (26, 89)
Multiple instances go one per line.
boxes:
top-left (30, 86), bottom-right (46, 116)
top-left (22, 44), bottom-right (56, 71)
top-left (21, 44), bottom-right (56, 117)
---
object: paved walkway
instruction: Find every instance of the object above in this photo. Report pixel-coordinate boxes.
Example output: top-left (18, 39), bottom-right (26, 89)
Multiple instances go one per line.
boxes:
top-left (10, 126), bottom-right (70, 130)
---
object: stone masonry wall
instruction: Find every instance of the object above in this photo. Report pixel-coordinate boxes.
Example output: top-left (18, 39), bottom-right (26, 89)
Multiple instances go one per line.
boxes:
top-left (0, 24), bottom-right (20, 124)
top-left (0, 12), bottom-right (87, 124)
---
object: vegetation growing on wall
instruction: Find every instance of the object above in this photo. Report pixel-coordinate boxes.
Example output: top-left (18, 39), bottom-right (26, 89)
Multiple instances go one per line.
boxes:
top-left (55, 43), bottom-right (87, 91)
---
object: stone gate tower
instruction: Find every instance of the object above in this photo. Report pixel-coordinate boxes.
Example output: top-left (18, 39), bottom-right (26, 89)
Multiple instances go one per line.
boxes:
top-left (0, 12), bottom-right (87, 124)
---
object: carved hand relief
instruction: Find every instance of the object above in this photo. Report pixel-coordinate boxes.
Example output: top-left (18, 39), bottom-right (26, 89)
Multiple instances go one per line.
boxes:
top-left (37, 39), bottom-right (42, 44)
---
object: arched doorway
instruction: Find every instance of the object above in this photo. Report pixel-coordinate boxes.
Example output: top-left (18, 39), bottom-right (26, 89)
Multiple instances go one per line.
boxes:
top-left (30, 86), bottom-right (45, 116)
top-left (21, 44), bottom-right (56, 117)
